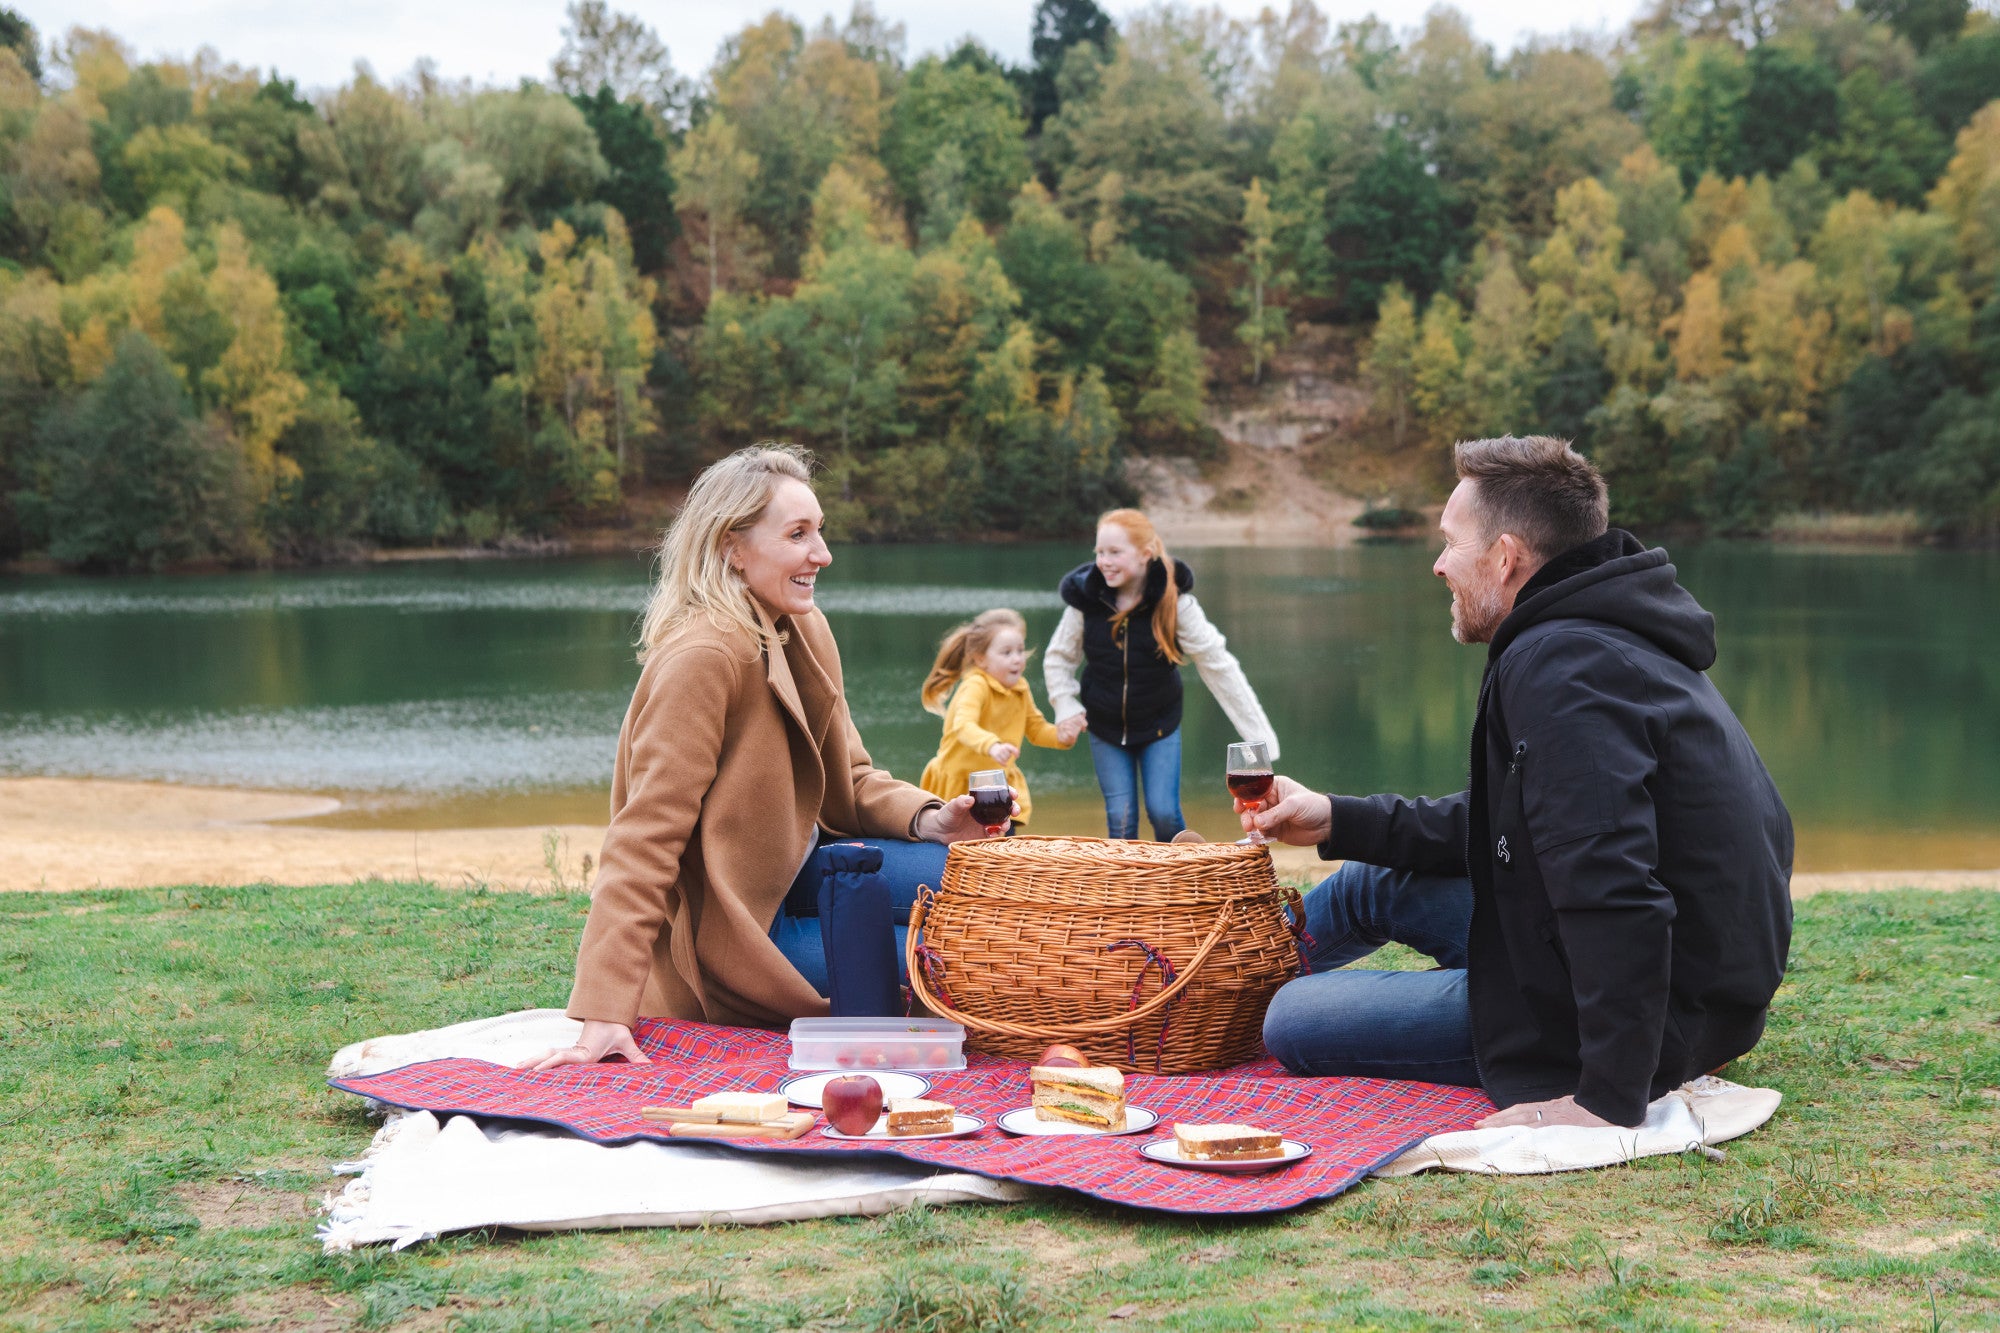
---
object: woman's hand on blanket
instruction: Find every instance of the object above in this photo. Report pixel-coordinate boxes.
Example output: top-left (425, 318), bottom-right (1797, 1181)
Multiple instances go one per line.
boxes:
top-left (917, 792), bottom-right (1018, 843)
top-left (1237, 775), bottom-right (1331, 846)
top-left (1475, 1095), bottom-right (1615, 1130)
top-left (519, 1020), bottom-right (653, 1072)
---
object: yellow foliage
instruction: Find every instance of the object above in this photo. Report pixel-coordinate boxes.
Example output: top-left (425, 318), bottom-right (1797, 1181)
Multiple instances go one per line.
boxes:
top-left (1684, 173), bottom-right (1793, 270)
top-left (366, 237), bottom-right (454, 331)
top-left (1670, 271), bottom-right (1729, 381)
top-left (526, 217), bottom-right (660, 479)
top-left (59, 29), bottom-right (132, 103)
top-left (1410, 296), bottom-right (1468, 447)
top-left (1927, 101), bottom-right (2000, 284)
top-left (125, 206), bottom-right (190, 341)
top-left (1529, 177), bottom-right (1624, 346)
top-left (203, 224), bottom-right (307, 482)
top-left (1738, 260), bottom-right (1829, 444)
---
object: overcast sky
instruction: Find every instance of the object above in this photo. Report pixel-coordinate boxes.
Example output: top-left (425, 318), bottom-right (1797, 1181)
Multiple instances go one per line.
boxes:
top-left (21, 0), bottom-right (1644, 93)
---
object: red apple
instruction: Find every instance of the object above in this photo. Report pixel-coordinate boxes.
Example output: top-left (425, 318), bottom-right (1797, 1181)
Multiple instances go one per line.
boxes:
top-left (821, 1075), bottom-right (884, 1136)
top-left (1037, 1043), bottom-right (1087, 1068)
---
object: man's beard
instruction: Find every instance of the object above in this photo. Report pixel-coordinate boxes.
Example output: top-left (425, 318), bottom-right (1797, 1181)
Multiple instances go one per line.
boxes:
top-left (1450, 581), bottom-right (1508, 645)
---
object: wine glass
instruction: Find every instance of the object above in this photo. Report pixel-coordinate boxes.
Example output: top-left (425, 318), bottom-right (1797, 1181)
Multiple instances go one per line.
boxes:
top-left (968, 769), bottom-right (1011, 837)
top-left (1226, 741), bottom-right (1274, 845)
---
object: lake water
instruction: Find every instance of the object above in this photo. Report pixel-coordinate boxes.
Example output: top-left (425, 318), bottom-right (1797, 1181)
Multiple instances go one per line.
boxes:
top-left (2, 541), bottom-right (1996, 872)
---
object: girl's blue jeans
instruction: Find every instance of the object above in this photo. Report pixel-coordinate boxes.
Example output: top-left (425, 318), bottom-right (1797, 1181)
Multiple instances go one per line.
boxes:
top-left (1260, 858), bottom-right (1482, 1088)
top-left (767, 835), bottom-right (948, 1008)
top-left (1088, 729), bottom-right (1185, 841)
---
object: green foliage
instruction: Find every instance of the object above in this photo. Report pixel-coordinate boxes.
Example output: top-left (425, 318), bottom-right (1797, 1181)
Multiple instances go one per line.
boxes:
top-left (1918, 22), bottom-right (2000, 136)
top-left (570, 86), bottom-right (677, 273)
top-left (3, 2), bottom-right (2000, 562)
top-left (883, 55), bottom-right (1030, 231)
top-left (18, 330), bottom-right (252, 569)
top-left (0, 7), bottom-right (40, 83)
top-left (1022, 0), bottom-right (1114, 132)
top-left (1328, 131), bottom-right (1457, 316)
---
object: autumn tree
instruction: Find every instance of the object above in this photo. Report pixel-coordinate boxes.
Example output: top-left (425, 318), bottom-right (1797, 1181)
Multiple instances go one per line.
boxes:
top-left (1233, 178), bottom-right (1289, 384)
top-left (1361, 283), bottom-right (1418, 448)
top-left (551, 1), bottom-right (689, 121)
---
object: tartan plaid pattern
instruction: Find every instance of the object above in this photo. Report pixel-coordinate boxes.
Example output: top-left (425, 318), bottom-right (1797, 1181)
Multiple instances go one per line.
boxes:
top-left (329, 1018), bottom-right (1494, 1216)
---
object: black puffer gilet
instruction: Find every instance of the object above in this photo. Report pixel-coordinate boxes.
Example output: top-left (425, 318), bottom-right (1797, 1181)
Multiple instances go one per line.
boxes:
top-left (1057, 557), bottom-right (1194, 749)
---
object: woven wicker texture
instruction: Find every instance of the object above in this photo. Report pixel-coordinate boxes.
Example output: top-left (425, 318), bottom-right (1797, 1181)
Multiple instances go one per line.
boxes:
top-left (907, 836), bottom-right (1303, 1074)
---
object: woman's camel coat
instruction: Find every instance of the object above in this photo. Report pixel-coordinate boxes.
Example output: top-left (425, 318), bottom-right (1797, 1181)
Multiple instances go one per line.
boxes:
top-left (566, 604), bottom-right (941, 1029)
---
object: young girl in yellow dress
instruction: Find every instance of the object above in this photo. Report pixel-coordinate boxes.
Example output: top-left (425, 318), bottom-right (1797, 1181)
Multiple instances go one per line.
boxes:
top-left (918, 609), bottom-right (1074, 832)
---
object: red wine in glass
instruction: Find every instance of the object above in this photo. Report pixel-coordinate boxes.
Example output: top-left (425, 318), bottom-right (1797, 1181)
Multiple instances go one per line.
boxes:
top-left (1226, 771), bottom-right (1275, 803)
top-left (1226, 741), bottom-right (1274, 845)
top-left (968, 769), bottom-right (1011, 835)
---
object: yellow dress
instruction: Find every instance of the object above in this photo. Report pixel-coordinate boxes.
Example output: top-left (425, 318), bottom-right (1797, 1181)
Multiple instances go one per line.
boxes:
top-left (918, 668), bottom-right (1071, 825)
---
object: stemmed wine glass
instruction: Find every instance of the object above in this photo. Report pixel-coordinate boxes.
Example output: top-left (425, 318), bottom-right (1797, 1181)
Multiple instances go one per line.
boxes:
top-left (1225, 741), bottom-right (1274, 845)
top-left (968, 769), bottom-right (1012, 837)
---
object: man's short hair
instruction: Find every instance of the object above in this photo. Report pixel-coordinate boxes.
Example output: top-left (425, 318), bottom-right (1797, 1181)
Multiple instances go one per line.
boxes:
top-left (1453, 436), bottom-right (1609, 560)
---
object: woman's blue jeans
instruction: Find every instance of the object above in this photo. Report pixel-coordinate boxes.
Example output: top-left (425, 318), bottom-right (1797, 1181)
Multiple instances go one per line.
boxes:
top-left (1088, 729), bottom-right (1185, 841)
top-left (767, 836), bottom-right (948, 1010)
top-left (1261, 859), bottom-right (1482, 1088)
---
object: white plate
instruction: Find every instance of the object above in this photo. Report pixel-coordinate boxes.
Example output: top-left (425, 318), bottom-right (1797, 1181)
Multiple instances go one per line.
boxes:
top-left (1139, 1138), bottom-right (1313, 1174)
top-left (779, 1071), bottom-right (932, 1108)
top-left (996, 1106), bottom-right (1159, 1137)
top-left (820, 1113), bottom-right (985, 1142)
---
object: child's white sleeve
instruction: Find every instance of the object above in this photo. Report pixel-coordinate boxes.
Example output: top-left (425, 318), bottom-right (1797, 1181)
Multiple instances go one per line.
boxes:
top-left (1176, 594), bottom-right (1281, 760)
top-left (1043, 606), bottom-right (1086, 723)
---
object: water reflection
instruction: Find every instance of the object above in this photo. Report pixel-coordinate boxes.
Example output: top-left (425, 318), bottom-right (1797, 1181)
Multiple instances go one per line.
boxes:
top-left (2, 541), bottom-right (1995, 872)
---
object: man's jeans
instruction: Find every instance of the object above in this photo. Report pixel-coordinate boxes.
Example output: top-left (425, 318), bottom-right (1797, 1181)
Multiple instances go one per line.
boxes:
top-left (1088, 729), bottom-right (1186, 841)
top-left (1261, 860), bottom-right (1482, 1088)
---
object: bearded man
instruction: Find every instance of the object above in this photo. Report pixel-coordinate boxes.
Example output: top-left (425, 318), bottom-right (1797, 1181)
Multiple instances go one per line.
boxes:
top-left (1246, 436), bottom-right (1793, 1129)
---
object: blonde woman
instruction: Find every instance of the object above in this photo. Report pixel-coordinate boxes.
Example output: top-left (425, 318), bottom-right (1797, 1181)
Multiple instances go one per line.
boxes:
top-left (1044, 508), bottom-right (1278, 841)
top-left (526, 445), bottom-right (1003, 1070)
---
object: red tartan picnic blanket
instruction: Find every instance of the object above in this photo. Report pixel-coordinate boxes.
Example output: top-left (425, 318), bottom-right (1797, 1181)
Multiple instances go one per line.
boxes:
top-left (329, 1018), bottom-right (1494, 1215)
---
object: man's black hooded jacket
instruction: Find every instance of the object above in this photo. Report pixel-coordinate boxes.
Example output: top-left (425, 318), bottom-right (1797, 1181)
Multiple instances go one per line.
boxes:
top-left (1319, 530), bottom-right (1794, 1125)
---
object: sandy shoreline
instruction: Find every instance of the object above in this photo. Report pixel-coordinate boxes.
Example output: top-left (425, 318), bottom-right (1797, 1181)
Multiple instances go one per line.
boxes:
top-left (4, 777), bottom-right (1995, 898)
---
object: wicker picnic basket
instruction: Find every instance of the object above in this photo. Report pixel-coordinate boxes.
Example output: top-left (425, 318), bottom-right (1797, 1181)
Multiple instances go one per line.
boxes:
top-left (904, 836), bottom-right (1305, 1075)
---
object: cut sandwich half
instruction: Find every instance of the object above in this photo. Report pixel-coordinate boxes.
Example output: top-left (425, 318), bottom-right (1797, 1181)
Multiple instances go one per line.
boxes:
top-left (885, 1098), bottom-right (954, 1136)
top-left (1172, 1123), bottom-right (1283, 1161)
top-left (1030, 1065), bottom-right (1127, 1131)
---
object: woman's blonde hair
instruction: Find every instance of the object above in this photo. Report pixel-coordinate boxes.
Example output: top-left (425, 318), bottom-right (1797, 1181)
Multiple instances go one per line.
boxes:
top-left (1098, 507), bottom-right (1184, 665)
top-left (920, 608), bottom-right (1030, 714)
top-left (636, 443), bottom-right (816, 662)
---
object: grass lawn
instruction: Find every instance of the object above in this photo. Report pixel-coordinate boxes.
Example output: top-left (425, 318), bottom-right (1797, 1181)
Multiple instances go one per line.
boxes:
top-left (1, 881), bottom-right (1996, 1331)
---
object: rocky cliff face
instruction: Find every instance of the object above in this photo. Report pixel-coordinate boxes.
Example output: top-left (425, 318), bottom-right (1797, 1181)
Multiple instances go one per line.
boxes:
top-left (1133, 325), bottom-right (1412, 548)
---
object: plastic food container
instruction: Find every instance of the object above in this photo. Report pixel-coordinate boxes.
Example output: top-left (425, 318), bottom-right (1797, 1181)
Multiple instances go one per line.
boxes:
top-left (787, 1018), bottom-right (967, 1071)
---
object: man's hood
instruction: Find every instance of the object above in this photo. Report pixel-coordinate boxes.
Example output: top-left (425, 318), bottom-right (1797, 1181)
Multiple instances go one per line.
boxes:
top-left (1488, 529), bottom-right (1717, 672)
top-left (1059, 557), bottom-right (1195, 613)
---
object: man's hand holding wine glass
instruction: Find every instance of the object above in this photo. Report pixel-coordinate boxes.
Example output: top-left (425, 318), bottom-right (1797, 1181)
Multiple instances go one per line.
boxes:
top-left (1235, 774), bottom-right (1331, 846)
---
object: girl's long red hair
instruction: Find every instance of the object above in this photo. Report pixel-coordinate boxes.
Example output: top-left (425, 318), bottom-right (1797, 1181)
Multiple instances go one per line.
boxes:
top-left (1098, 508), bottom-right (1183, 665)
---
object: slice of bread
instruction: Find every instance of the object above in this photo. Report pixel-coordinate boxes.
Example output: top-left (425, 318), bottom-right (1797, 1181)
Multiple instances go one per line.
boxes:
top-left (885, 1098), bottom-right (954, 1136)
top-left (1028, 1065), bottom-right (1125, 1096)
top-left (1173, 1123), bottom-right (1283, 1161)
top-left (690, 1091), bottom-right (789, 1123)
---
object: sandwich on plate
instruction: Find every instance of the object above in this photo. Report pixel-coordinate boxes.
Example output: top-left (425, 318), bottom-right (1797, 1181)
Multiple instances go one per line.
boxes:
top-left (1172, 1123), bottom-right (1283, 1161)
top-left (1030, 1065), bottom-right (1127, 1131)
top-left (885, 1098), bottom-right (955, 1136)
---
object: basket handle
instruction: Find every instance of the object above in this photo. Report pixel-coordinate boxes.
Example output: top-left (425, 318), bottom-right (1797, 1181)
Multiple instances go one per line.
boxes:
top-left (905, 895), bottom-right (1238, 1041)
